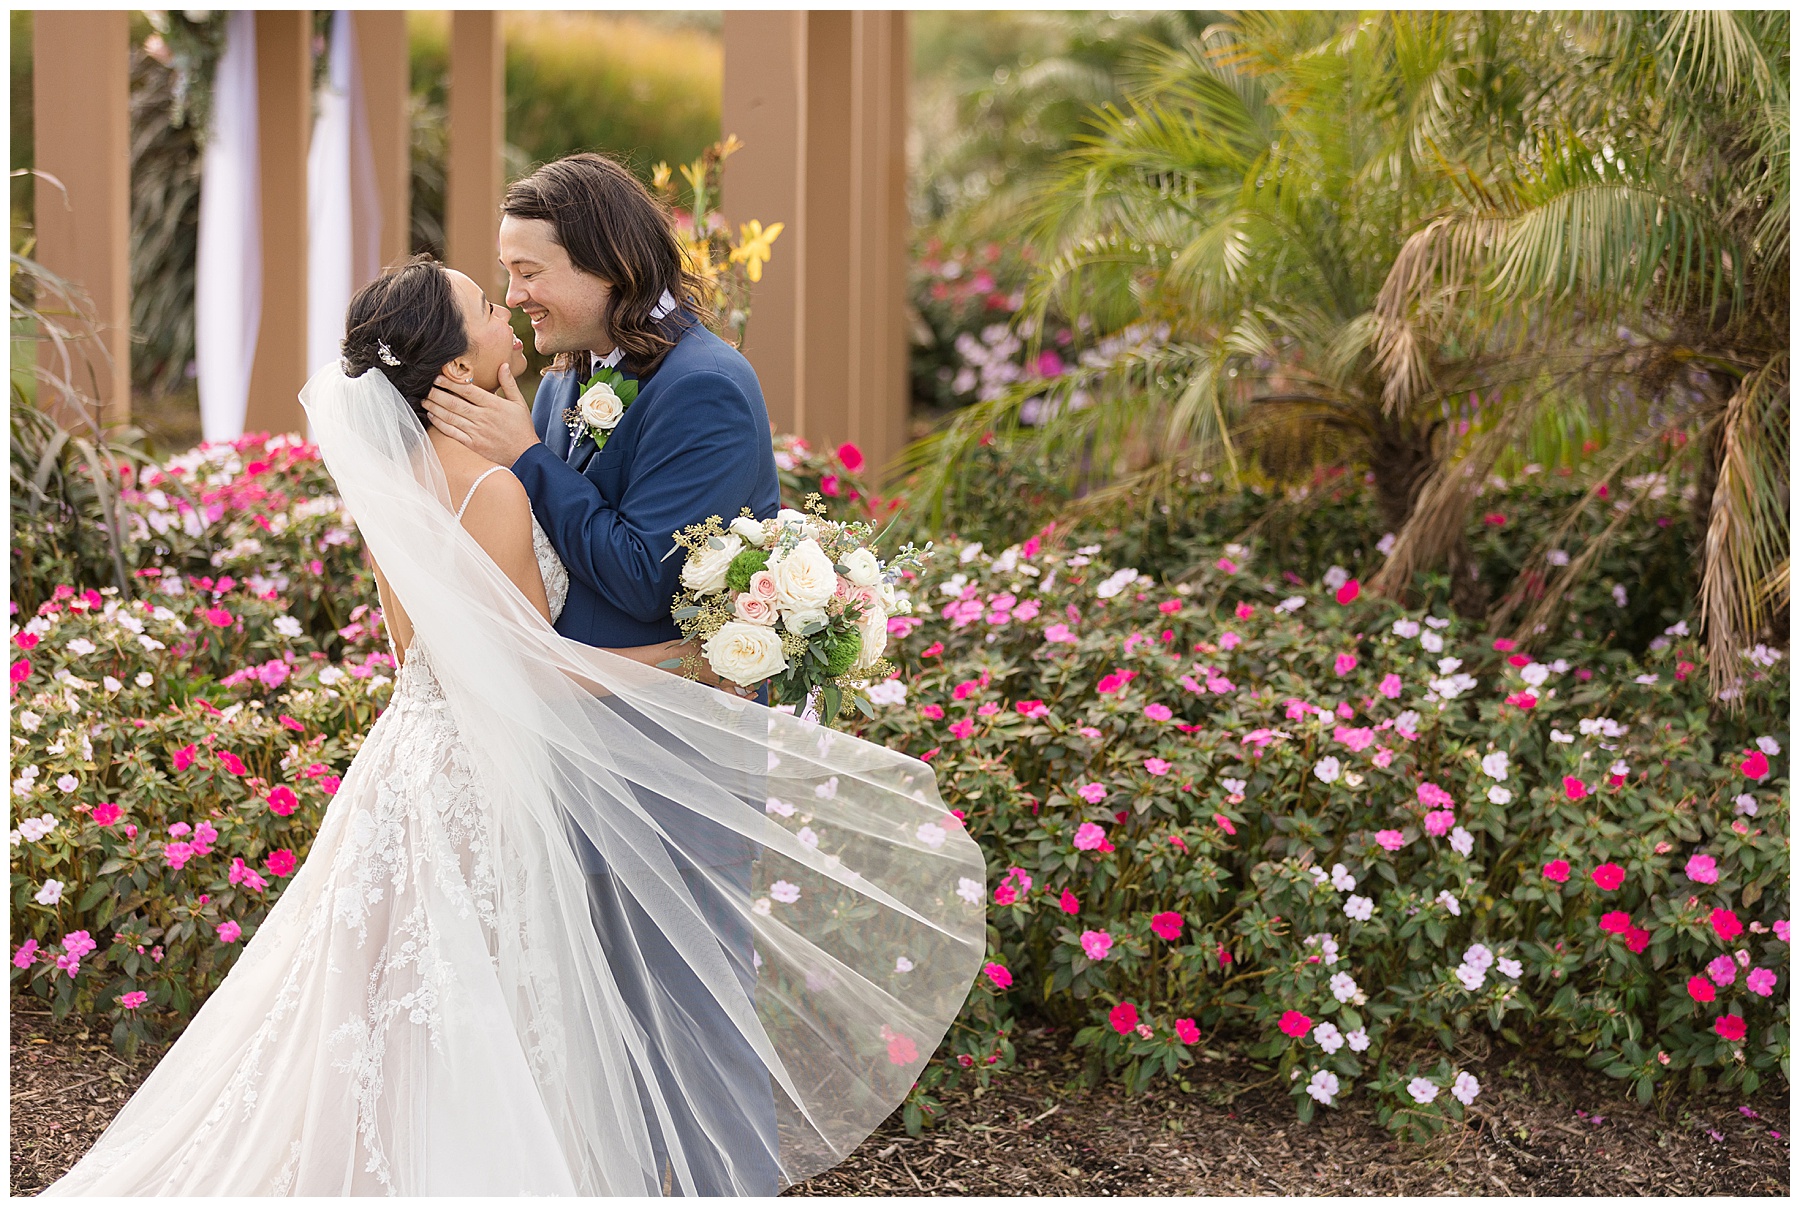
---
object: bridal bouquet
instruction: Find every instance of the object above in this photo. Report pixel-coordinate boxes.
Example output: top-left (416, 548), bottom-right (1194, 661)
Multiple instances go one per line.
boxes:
top-left (667, 497), bottom-right (927, 723)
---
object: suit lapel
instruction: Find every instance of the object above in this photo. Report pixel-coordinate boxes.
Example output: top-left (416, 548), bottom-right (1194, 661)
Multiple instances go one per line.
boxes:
top-left (535, 370), bottom-right (578, 461)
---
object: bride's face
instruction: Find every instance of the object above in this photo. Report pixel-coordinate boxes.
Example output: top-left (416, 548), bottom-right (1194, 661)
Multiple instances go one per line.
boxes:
top-left (442, 269), bottom-right (527, 391)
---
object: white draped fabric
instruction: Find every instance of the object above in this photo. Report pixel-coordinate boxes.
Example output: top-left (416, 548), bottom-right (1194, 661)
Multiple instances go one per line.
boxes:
top-left (307, 10), bottom-right (383, 384)
top-left (194, 10), bottom-right (261, 442)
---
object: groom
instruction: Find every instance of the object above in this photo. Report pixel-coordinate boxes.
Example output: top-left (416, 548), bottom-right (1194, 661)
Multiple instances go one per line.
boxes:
top-left (423, 152), bottom-right (782, 1195)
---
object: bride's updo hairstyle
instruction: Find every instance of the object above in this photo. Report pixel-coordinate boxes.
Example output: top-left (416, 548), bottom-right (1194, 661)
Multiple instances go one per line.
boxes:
top-left (340, 255), bottom-right (468, 423)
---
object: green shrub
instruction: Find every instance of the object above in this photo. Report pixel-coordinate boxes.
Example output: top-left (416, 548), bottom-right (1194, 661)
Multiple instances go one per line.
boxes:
top-left (853, 524), bottom-right (1788, 1136)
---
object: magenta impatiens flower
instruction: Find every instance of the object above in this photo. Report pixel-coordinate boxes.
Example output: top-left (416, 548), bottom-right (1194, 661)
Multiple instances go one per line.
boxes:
top-left (918, 704), bottom-right (945, 720)
top-left (172, 743), bottom-right (197, 772)
top-left (1375, 829), bottom-right (1406, 852)
top-left (1015, 699), bottom-right (1049, 719)
top-left (118, 990), bottom-right (149, 1010)
top-left (13, 939), bottom-right (39, 968)
top-left (1598, 910), bottom-right (1631, 935)
top-left (983, 962), bottom-right (1013, 990)
top-left (948, 718), bottom-right (975, 740)
top-left (1710, 907), bottom-right (1743, 942)
top-left (1713, 1014), bottom-right (1747, 1042)
top-left (1335, 579), bottom-right (1361, 605)
top-left (1334, 653), bottom-right (1358, 677)
top-left (266, 785), bottom-right (298, 816)
top-left (91, 802), bottom-right (122, 826)
top-left (1378, 673), bottom-right (1402, 699)
top-left (1624, 926), bottom-right (1651, 953)
top-left (1109, 1001), bottom-right (1140, 1034)
top-left (1590, 862), bottom-right (1625, 891)
top-left (1687, 975), bottom-right (1716, 1002)
top-left (1740, 750), bottom-right (1770, 780)
top-left (1079, 930), bottom-right (1114, 961)
top-left (1684, 853), bottom-right (1719, 884)
top-left (1424, 810), bottom-right (1455, 838)
top-left (1150, 911), bottom-right (1183, 941)
top-left (1144, 757), bottom-right (1172, 776)
top-left (1278, 1010), bottom-right (1312, 1038)
top-left (1746, 967), bottom-right (1776, 996)
top-left (1213, 813), bottom-right (1237, 835)
top-left (1542, 859), bottom-right (1571, 883)
top-left (1143, 702), bottom-right (1173, 722)
top-left (264, 848), bottom-right (297, 878)
top-left (1058, 888), bottom-right (1080, 915)
top-left (216, 751), bottom-right (247, 777)
top-left (1706, 954), bottom-right (1737, 986)
top-left (1563, 776), bottom-right (1588, 801)
top-left (1175, 1017), bottom-right (1201, 1045)
top-left (204, 606), bottom-right (234, 628)
top-left (215, 920), bottom-right (242, 943)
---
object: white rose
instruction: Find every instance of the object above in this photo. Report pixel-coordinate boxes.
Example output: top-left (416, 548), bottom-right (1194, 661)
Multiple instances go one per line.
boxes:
top-left (577, 379), bottom-right (625, 430)
top-left (852, 604), bottom-right (889, 669)
top-left (841, 547), bottom-right (881, 587)
top-left (702, 621), bottom-right (789, 687)
top-left (729, 516), bottom-right (768, 547)
top-left (769, 539), bottom-right (838, 611)
top-left (781, 606), bottom-right (829, 633)
top-left (680, 535), bottom-right (743, 595)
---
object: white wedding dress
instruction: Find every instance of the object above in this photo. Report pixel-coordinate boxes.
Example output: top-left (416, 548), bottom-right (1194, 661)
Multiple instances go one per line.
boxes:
top-left (44, 365), bottom-right (986, 1196)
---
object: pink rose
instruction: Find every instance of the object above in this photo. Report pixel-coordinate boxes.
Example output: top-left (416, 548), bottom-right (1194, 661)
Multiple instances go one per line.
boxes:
top-left (734, 594), bottom-right (778, 626)
top-left (746, 570), bottom-right (780, 603)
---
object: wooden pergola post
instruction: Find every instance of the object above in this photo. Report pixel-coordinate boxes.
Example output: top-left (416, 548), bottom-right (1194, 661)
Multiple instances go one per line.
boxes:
top-left (244, 10), bottom-right (311, 437)
top-left (355, 10), bottom-right (413, 271)
top-left (447, 11), bottom-right (506, 298)
top-left (32, 11), bottom-right (132, 430)
top-left (724, 11), bottom-right (911, 478)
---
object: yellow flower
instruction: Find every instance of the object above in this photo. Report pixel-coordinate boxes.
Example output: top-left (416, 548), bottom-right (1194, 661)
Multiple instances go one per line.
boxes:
top-left (728, 219), bottom-right (784, 283)
top-left (650, 161), bottom-right (673, 191)
top-left (715, 133), bottom-right (744, 161)
top-left (679, 160), bottom-right (706, 195)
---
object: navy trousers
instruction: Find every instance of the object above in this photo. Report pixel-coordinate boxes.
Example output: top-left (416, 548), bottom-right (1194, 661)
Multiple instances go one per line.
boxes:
top-left (585, 857), bottom-right (781, 1196)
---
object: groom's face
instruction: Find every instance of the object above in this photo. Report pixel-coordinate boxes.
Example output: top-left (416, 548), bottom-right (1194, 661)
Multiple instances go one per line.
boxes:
top-left (497, 216), bottom-right (614, 357)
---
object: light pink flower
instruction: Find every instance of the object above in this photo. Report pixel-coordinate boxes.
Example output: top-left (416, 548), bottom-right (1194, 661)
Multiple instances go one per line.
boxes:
top-left (1043, 623), bottom-right (1077, 644)
top-left (1685, 853), bottom-right (1719, 885)
top-left (1424, 810), bottom-right (1455, 837)
top-left (1073, 822), bottom-right (1107, 850)
top-left (216, 920), bottom-right (242, 943)
top-left (1746, 967), bottom-right (1776, 996)
top-left (1375, 830), bottom-right (1406, 851)
top-left (1334, 653), bottom-right (1358, 677)
top-left (1143, 702), bottom-right (1173, 722)
top-left (1144, 757), bottom-right (1171, 775)
top-left (1079, 930), bottom-right (1113, 960)
top-left (1706, 953), bottom-right (1737, 986)
top-left (1076, 781), bottom-right (1108, 804)
top-left (1378, 673), bottom-right (1402, 698)
top-left (1219, 631), bottom-right (1241, 650)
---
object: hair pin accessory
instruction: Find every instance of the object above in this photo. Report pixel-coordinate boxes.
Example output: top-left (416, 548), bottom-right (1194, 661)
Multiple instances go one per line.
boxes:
top-left (377, 340), bottom-right (402, 368)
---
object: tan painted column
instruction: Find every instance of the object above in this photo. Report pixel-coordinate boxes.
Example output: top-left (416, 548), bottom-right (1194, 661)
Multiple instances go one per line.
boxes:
top-left (722, 11), bottom-right (807, 437)
top-left (245, 10), bottom-right (311, 436)
top-left (355, 10), bottom-right (412, 271)
top-left (32, 11), bottom-right (131, 430)
top-left (447, 11), bottom-right (505, 297)
top-left (723, 11), bottom-right (910, 477)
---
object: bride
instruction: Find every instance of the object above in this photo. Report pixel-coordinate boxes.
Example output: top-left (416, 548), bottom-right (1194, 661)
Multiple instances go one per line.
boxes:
top-left (44, 260), bottom-right (986, 1196)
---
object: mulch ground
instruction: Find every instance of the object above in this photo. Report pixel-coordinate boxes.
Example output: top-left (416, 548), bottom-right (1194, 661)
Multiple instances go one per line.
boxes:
top-left (10, 1007), bottom-right (1788, 1196)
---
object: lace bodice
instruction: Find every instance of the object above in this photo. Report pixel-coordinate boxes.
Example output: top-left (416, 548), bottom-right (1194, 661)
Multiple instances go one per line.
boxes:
top-left (531, 514), bottom-right (569, 623)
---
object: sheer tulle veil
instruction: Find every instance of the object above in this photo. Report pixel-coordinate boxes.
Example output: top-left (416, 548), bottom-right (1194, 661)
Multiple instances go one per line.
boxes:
top-left (101, 363), bottom-right (984, 1195)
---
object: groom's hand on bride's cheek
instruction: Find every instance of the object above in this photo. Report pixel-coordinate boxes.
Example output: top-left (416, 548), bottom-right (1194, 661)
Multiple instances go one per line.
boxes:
top-left (423, 365), bottom-right (539, 466)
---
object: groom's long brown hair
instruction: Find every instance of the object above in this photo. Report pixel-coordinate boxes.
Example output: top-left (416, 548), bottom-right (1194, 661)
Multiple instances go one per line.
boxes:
top-left (502, 152), bottom-right (706, 377)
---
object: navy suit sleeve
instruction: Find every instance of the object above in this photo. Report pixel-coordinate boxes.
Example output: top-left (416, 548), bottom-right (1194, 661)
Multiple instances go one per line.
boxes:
top-left (512, 371), bottom-right (765, 624)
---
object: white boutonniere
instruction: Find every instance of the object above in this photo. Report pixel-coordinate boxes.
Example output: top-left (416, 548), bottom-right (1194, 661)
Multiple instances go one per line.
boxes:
top-left (563, 367), bottom-right (639, 451)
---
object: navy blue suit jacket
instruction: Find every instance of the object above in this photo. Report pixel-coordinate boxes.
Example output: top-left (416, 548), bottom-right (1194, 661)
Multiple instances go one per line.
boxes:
top-left (515, 316), bottom-right (781, 646)
top-left (513, 316), bottom-right (779, 869)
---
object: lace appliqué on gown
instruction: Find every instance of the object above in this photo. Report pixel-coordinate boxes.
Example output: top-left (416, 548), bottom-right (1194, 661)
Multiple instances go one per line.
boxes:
top-left (43, 518), bottom-right (583, 1195)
